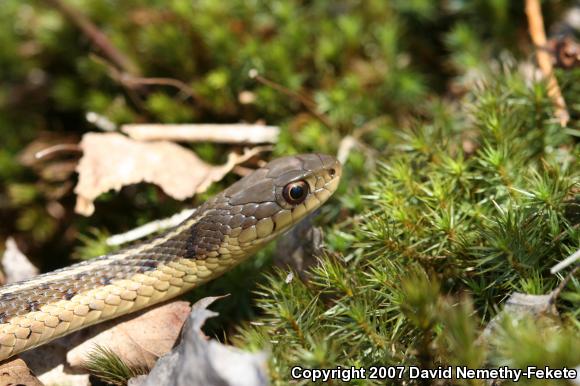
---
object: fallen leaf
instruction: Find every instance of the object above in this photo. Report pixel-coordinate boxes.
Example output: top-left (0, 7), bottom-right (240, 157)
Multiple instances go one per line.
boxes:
top-left (2, 238), bottom-right (39, 284)
top-left (74, 132), bottom-right (269, 216)
top-left (22, 301), bottom-right (190, 382)
top-left (128, 375), bottom-right (148, 386)
top-left (481, 292), bottom-right (559, 341)
top-left (20, 338), bottom-right (89, 386)
top-left (35, 364), bottom-right (89, 386)
top-left (122, 123), bottom-right (279, 144)
top-left (0, 358), bottom-right (43, 386)
top-left (133, 296), bottom-right (269, 386)
top-left (67, 301), bottom-right (191, 369)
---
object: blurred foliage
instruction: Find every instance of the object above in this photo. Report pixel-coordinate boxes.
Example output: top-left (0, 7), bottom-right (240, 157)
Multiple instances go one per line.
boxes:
top-left (0, 0), bottom-right (578, 385)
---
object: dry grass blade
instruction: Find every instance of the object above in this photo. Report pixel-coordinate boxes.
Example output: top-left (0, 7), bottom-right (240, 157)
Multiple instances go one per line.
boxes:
top-left (525, 0), bottom-right (569, 126)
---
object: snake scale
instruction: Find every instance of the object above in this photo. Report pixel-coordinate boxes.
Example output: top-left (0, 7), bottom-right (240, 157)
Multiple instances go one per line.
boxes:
top-left (0, 153), bottom-right (341, 361)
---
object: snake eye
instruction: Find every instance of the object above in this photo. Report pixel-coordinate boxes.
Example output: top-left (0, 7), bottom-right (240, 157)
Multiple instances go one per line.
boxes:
top-left (282, 180), bottom-right (309, 205)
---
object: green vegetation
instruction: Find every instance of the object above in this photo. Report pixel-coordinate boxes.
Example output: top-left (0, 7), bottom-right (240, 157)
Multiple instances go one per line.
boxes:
top-left (83, 345), bottom-right (148, 385)
top-left (0, 1), bottom-right (578, 385)
top-left (237, 70), bottom-right (580, 385)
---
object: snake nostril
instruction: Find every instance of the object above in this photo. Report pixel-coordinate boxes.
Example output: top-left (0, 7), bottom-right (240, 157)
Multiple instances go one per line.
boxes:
top-left (328, 168), bottom-right (336, 178)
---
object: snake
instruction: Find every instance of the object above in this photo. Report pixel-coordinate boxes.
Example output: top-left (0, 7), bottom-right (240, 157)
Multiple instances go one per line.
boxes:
top-left (0, 153), bottom-right (341, 361)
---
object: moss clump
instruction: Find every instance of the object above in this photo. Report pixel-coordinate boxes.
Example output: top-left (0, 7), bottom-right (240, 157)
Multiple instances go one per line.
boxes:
top-left (237, 69), bottom-right (580, 385)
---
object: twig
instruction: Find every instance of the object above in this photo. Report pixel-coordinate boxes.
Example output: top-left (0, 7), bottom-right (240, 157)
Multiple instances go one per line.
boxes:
top-left (118, 73), bottom-right (211, 109)
top-left (121, 76), bottom-right (193, 96)
top-left (86, 111), bottom-right (117, 132)
top-left (550, 248), bottom-right (580, 274)
top-left (46, 0), bottom-right (140, 75)
top-left (525, 0), bottom-right (569, 127)
top-left (92, 55), bottom-right (214, 112)
top-left (249, 69), bottom-right (334, 129)
top-left (106, 208), bottom-right (196, 246)
top-left (552, 223), bottom-right (579, 243)
top-left (550, 266), bottom-right (579, 302)
top-left (232, 165), bottom-right (254, 177)
top-left (122, 123), bottom-right (279, 144)
top-left (35, 144), bottom-right (82, 160)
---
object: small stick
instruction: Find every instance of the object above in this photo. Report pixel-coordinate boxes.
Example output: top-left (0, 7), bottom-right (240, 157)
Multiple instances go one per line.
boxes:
top-left (106, 208), bottom-right (196, 246)
top-left (122, 123), bottom-right (279, 144)
top-left (525, 0), bottom-right (569, 127)
top-left (35, 144), bottom-right (82, 160)
top-left (46, 0), bottom-right (140, 75)
top-left (550, 266), bottom-right (579, 302)
top-left (118, 73), bottom-right (210, 109)
top-left (249, 69), bottom-right (334, 129)
top-left (551, 248), bottom-right (580, 274)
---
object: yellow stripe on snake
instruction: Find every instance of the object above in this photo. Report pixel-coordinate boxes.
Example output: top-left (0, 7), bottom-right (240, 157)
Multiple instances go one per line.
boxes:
top-left (0, 154), bottom-right (341, 361)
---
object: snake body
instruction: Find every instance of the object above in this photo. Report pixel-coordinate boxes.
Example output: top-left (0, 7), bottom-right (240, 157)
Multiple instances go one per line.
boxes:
top-left (0, 154), bottom-right (341, 361)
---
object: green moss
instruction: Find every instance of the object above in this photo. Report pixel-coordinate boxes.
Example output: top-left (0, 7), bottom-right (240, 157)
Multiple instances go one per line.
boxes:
top-left (237, 71), bottom-right (579, 384)
top-left (0, 2), bottom-right (577, 384)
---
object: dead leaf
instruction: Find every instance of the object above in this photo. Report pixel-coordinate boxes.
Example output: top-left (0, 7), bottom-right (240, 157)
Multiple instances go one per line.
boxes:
top-left (74, 132), bottom-right (269, 216)
top-left (548, 36), bottom-right (580, 69)
top-left (481, 292), bottom-right (559, 341)
top-left (67, 301), bottom-right (191, 369)
top-left (0, 358), bottom-right (43, 386)
top-left (21, 302), bottom-right (189, 384)
top-left (122, 123), bottom-right (279, 144)
top-left (2, 238), bottom-right (39, 284)
top-left (35, 364), bottom-right (89, 386)
top-left (133, 296), bottom-right (269, 386)
top-left (20, 339), bottom-right (90, 386)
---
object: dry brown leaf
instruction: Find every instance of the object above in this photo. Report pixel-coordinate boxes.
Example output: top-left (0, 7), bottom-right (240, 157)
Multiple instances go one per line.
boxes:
top-left (481, 292), bottom-right (559, 342)
top-left (20, 339), bottom-right (90, 386)
top-left (35, 365), bottom-right (89, 386)
top-left (21, 301), bottom-right (190, 383)
top-left (74, 132), bottom-right (269, 216)
top-left (2, 238), bottom-right (39, 284)
top-left (67, 301), bottom-right (191, 369)
top-left (0, 358), bottom-right (43, 386)
top-left (122, 123), bottom-right (279, 144)
top-left (134, 296), bottom-right (268, 386)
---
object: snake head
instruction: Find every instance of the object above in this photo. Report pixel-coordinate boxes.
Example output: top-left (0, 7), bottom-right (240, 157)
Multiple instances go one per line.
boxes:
top-left (190, 154), bottom-right (341, 259)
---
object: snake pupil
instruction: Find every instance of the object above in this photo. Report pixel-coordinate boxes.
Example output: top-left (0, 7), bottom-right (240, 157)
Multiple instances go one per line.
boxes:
top-left (283, 181), bottom-right (309, 205)
top-left (290, 185), bottom-right (303, 199)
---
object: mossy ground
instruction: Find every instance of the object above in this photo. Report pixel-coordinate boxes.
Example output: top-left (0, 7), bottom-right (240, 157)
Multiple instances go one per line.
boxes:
top-left (0, 1), bottom-right (578, 385)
